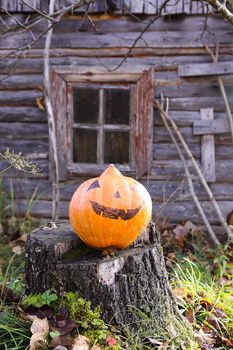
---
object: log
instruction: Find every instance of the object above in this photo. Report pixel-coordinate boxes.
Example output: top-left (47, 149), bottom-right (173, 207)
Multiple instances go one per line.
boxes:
top-left (25, 221), bottom-right (177, 329)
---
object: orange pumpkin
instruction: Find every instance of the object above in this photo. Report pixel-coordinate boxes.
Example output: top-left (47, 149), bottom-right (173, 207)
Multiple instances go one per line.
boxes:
top-left (69, 164), bottom-right (152, 249)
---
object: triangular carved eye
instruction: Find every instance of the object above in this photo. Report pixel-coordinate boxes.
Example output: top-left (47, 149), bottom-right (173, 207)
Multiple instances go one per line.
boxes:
top-left (113, 191), bottom-right (121, 198)
top-left (87, 180), bottom-right (100, 191)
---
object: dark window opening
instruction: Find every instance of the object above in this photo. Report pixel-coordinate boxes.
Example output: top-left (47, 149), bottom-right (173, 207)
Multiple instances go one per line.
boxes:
top-left (71, 85), bottom-right (131, 166)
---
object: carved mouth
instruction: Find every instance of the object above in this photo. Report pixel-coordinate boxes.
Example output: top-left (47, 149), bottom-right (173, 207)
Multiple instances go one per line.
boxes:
top-left (90, 201), bottom-right (142, 220)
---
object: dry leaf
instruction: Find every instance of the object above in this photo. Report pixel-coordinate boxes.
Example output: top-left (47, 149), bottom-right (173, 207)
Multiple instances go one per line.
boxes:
top-left (18, 233), bottom-right (28, 242)
top-left (31, 317), bottom-right (49, 336)
top-left (186, 308), bottom-right (195, 324)
top-left (12, 245), bottom-right (23, 255)
top-left (173, 225), bottom-right (188, 247)
top-left (29, 317), bottom-right (49, 350)
top-left (91, 346), bottom-right (101, 350)
top-left (29, 333), bottom-right (47, 350)
top-left (49, 335), bottom-right (74, 348)
top-left (72, 335), bottom-right (89, 350)
top-left (36, 96), bottom-right (46, 111)
top-left (184, 220), bottom-right (198, 234)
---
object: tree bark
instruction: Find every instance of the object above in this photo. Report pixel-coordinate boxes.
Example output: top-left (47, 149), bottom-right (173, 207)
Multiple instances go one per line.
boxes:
top-left (25, 222), bottom-right (177, 328)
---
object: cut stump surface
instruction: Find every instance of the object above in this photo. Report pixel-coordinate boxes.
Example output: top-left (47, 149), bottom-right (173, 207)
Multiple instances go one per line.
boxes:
top-left (25, 222), bottom-right (177, 328)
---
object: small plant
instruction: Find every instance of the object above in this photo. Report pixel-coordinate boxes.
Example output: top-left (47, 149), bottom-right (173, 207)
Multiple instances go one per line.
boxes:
top-left (0, 309), bottom-right (31, 350)
top-left (21, 291), bottom-right (121, 349)
top-left (172, 259), bottom-right (233, 349)
top-left (0, 148), bottom-right (43, 176)
top-left (22, 290), bottom-right (58, 308)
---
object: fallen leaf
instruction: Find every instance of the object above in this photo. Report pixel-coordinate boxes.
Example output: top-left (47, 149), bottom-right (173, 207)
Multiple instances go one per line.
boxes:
top-left (72, 335), bottom-right (89, 350)
top-left (173, 287), bottom-right (186, 299)
top-left (49, 318), bottom-right (78, 336)
top-left (183, 220), bottom-right (198, 234)
top-left (31, 317), bottom-right (49, 336)
top-left (91, 346), bottom-right (101, 350)
top-left (29, 333), bottom-right (47, 350)
top-left (186, 308), bottom-right (195, 324)
top-left (12, 245), bottom-right (23, 255)
top-left (49, 335), bottom-right (73, 348)
top-left (173, 225), bottom-right (188, 247)
top-left (36, 96), bottom-right (46, 111)
top-left (200, 298), bottom-right (212, 311)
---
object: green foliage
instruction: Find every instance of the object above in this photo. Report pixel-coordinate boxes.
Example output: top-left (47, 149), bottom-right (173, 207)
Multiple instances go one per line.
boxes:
top-left (61, 292), bottom-right (121, 349)
top-left (22, 290), bottom-right (58, 308)
top-left (172, 259), bottom-right (233, 348)
top-left (0, 309), bottom-right (31, 350)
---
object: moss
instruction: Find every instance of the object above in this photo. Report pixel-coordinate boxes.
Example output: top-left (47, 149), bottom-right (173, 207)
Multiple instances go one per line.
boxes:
top-left (61, 244), bottom-right (97, 260)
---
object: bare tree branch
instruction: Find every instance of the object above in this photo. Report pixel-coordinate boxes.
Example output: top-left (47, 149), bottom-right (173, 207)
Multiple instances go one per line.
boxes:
top-left (204, 0), bottom-right (233, 25)
top-left (44, 0), bottom-right (59, 221)
top-left (154, 97), bottom-right (233, 241)
top-left (205, 44), bottom-right (233, 144)
top-left (157, 97), bottom-right (220, 246)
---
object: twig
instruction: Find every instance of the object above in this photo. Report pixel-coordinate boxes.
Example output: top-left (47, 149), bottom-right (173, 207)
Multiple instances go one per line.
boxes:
top-left (44, 0), bottom-right (60, 221)
top-left (21, 0), bottom-right (58, 22)
top-left (205, 44), bottom-right (233, 144)
top-left (204, 0), bottom-right (233, 25)
top-left (159, 98), bottom-right (220, 246)
top-left (154, 98), bottom-right (233, 241)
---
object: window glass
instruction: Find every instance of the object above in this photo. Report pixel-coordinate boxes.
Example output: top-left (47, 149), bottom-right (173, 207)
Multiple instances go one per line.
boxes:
top-left (104, 89), bottom-right (130, 124)
top-left (104, 131), bottom-right (129, 164)
top-left (73, 128), bottom-right (97, 163)
top-left (73, 88), bottom-right (99, 123)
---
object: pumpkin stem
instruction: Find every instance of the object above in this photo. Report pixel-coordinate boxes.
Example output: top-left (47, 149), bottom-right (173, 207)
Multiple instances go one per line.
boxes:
top-left (101, 164), bottom-right (122, 177)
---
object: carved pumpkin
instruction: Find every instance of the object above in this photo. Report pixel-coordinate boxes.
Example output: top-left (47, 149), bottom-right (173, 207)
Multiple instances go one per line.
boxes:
top-left (69, 164), bottom-right (152, 249)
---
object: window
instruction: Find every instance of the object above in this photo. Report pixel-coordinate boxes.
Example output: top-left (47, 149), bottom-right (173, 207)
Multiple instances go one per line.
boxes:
top-left (51, 66), bottom-right (154, 180)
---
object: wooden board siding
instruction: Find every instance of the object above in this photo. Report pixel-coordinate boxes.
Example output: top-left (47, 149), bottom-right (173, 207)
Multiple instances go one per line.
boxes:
top-left (0, 0), bottom-right (213, 15)
top-left (0, 14), bottom-right (233, 230)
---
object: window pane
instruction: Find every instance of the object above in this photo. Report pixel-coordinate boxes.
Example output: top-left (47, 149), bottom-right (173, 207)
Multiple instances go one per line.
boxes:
top-left (73, 88), bottom-right (99, 123)
top-left (73, 128), bottom-right (97, 163)
top-left (104, 89), bottom-right (130, 124)
top-left (104, 131), bottom-right (129, 164)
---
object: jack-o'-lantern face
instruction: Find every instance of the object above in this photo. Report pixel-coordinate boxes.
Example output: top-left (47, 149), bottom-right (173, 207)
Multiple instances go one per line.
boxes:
top-left (69, 164), bottom-right (152, 249)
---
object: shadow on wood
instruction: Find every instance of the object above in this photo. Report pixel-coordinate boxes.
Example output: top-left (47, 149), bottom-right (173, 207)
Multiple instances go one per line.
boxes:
top-left (25, 222), bottom-right (177, 329)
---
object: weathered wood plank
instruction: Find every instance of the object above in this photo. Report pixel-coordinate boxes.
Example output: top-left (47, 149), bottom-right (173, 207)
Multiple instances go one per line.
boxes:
top-left (0, 107), bottom-right (47, 122)
top-left (0, 0), bottom-right (217, 15)
top-left (200, 108), bottom-right (216, 183)
top-left (50, 68), bottom-right (68, 181)
top-left (178, 61), bottom-right (233, 77)
top-left (0, 74), bottom-right (43, 90)
top-left (153, 143), bottom-right (200, 159)
top-left (168, 96), bottom-right (233, 111)
top-left (1, 31), bottom-right (233, 50)
top-left (193, 119), bottom-right (230, 135)
top-left (1, 13), bottom-right (231, 33)
top-left (0, 122), bottom-right (48, 139)
top-left (153, 200), bottom-right (233, 225)
top-left (0, 139), bottom-right (48, 158)
top-left (154, 111), bottom-right (228, 127)
top-left (0, 91), bottom-right (43, 106)
top-left (151, 160), bottom-right (233, 181)
top-left (0, 55), bottom-right (216, 75)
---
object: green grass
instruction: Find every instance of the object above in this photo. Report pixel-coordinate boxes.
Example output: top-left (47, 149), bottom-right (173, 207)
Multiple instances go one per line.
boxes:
top-left (0, 309), bottom-right (31, 350)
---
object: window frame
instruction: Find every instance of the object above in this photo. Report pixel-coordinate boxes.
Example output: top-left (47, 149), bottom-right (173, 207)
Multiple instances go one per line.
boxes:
top-left (67, 82), bottom-right (133, 173)
top-left (50, 65), bottom-right (154, 180)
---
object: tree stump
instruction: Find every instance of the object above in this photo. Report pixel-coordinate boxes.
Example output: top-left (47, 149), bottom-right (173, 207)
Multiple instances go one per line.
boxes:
top-left (25, 222), bottom-right (177, 329)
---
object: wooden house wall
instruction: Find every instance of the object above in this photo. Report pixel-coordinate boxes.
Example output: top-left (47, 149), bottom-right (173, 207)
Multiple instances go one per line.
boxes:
top-left (0, 13), bottom-right (233, 231)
